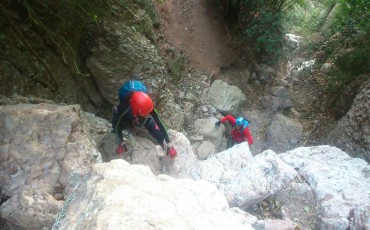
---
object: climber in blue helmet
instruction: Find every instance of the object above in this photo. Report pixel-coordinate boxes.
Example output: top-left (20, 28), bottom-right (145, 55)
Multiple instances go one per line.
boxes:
top-left (215, 115), bottom-right (253, 149)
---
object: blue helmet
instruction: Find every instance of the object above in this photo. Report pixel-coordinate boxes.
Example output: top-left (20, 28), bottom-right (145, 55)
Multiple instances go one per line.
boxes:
top-left (119, 80), bottom-right (148, 102)
top-left (235, 117), bottom-right (244, 126)
top-left (236, 117), bottom-right (249, 128)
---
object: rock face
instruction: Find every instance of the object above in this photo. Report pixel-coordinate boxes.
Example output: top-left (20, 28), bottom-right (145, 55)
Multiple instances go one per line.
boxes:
top-left (324, 78), bottom-right (370, 162)
top-left (206, 80), bottom-right (246, 115)
top-left (84, 23), bottom-right (170, 105)
top-left (262, 86), bottom-right (292, 111)
top-left (266, 113), bottom-right (303, 153)
top-left (199, 145), bottom-right (298, 209)
top-left (0, 1), bottom-right (170, 115)
top-left (236, 110), bottom-right (303, 155)
top-left (56, 160), bottom-right (256, 230)
top-left (332, 74), bottom-right (369, 119)
top-left (82, 22), bottom-right (183, 131)
top-left (242, 109), bottom-right (273, 155)
top-left (0, 1), bottom-right (108, 112)
top-left (1, 103), bottom-right (369, 230)
top-left (280, 146), bottom-right (370, 229)
top-left (223, 150), bottom-right (298, 209)
top-left (96, 129), bottom-right (201, 178)
top-left (161, 131), bottom-right (201, 179)
top-left (0, 104), bottom-right (101, 229)
top-left (194, 117), bottom-right (226, 152)
top-left (197, 141), bottom-right (216, 159)
top-left (0, 186), bottom-right (61, 229)
top-left (155, 93), bottom-right (185, 131)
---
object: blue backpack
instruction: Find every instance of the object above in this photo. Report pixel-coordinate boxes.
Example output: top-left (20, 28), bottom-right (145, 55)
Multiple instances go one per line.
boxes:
top-left (118, 80), bottom-right (148, 102)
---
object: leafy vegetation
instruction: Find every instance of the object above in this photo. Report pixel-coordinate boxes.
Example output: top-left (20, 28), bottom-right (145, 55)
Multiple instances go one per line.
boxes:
top-left (283, 0), bottom-right (336, 36)
top-left (283, 0), bottom-right (369, 91)
top-left (214, 0), bottom-right (290, 64)
top-left (334, 0), bottom-right (370, 32)
top-left (213, 0), bottom-right (369, 81)
top-left (327, 0), bottom-right (369, 87)
top-left (243, 8), bottom-right (285, 64)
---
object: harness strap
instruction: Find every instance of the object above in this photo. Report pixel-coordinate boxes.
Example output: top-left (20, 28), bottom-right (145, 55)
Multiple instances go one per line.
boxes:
top-left (115, 108), bottom-right (130, 141)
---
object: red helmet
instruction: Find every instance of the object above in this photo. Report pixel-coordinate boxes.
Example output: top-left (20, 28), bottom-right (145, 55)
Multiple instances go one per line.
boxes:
top-left (130, 92), bottom-right (154, 117)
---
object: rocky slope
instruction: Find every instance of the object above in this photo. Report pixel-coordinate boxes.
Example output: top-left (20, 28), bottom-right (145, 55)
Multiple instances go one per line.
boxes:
top-left (0, 1), bottom-right (369, 229)
top-left (0, 104), bottom-right (369, 229)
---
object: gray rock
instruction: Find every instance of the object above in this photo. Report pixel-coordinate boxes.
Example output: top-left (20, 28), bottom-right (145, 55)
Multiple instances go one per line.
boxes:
top-left (222, 150), bottom-right (298, 209)
top-left (323, 78), bottom-right (370, 162)
top-left (156, 93), bottom-right (184, 131)
top-left (271, 77), bottom-right (288, 87)
top-left (262, 86), bottom-right (292, 111)
top-left (161, 131), bottom-right (201, 179)
top-left (242, 109), bottom-right (273, 155)
top-left (207, 80), bottom-right (246, 114)
top-left (266, 114), bottom-right (303, 153)
top-left (1, 186), bottom-right (61, 229)
top-left (194, 118), bottom-right (226, 152)
top-left (183, 101), bottom-right (195, 127)
top-left (255, 64), bottom-right (276, 83)
top-left (57, 160), bottom-right (256, 229)
top-left (0, 104), bottom-right (101, 229)
top-left (189, 134), bottom-right (204, 142)
top-left (262, 95), bottom-right (281, 111)
top-left (206, 105), bottom-right (218, 115)
top-left (280, 146), bottom-right (370, 229)
top-left (84, 24), bottom-right (169, 105)
top-left (199, 142), bottom-right (254, 187)
top-left (197, 141), bottom-right (216, 160)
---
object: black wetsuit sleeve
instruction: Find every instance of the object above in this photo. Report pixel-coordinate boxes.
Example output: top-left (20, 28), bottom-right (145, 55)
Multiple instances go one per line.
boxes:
top-left (150, 108), bottom-right (170, 143)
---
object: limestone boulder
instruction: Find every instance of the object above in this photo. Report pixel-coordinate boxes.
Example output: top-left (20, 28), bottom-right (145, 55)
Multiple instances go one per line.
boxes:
top-left (55, 160), bottom-right (256, 230)
top-left (280, 146), bottom-right (370, 229)
top-left (161, 131), bottom-right (201, 179)
top-left (242, 109), bottom-right (273, 155)
top-left (207, 80), bottom-right (246, 115)
top-left (266, 114), bottom-right (303, 153)
top-left (194, 117), bottom-right (226, 152)
top-left (222, 150), bottom-right (298, 208)
top-left (323, 78), bottom-right (370, 162)
top-left (0, 104), bottom-right (101, 229)
top-left (197, 141), bottom-right (216, 160)
top-left (199, 143), bottom-right (298, 209)
top-left (84, 23), bottom-right (169, 105)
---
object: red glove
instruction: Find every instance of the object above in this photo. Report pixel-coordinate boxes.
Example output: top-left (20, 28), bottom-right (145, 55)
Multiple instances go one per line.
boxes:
top-left (115, 143), bottom-right (127, 155)
top-left (167, 147), bottom-right (177, 159)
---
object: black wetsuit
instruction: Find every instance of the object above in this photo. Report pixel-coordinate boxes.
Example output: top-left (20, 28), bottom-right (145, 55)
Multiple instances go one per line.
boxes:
top-left (112, 100), bottom-right (170, 147)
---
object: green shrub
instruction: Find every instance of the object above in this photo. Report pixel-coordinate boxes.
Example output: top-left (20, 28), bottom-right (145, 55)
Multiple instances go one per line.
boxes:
top-left (334, 0), bottom-right (370, 33)
top-left (336, 48), bottom-right (370, 77)
top-left (214, 0), bottom-right (286, 64)
top-left (243, 9), bottom-right (284, 64)
top-left (283, 0), bottom-right (336, 36)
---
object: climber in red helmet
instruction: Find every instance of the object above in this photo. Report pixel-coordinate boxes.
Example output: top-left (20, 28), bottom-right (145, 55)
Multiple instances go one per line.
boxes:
top-left (112, 91), bottom-right (177, 158)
